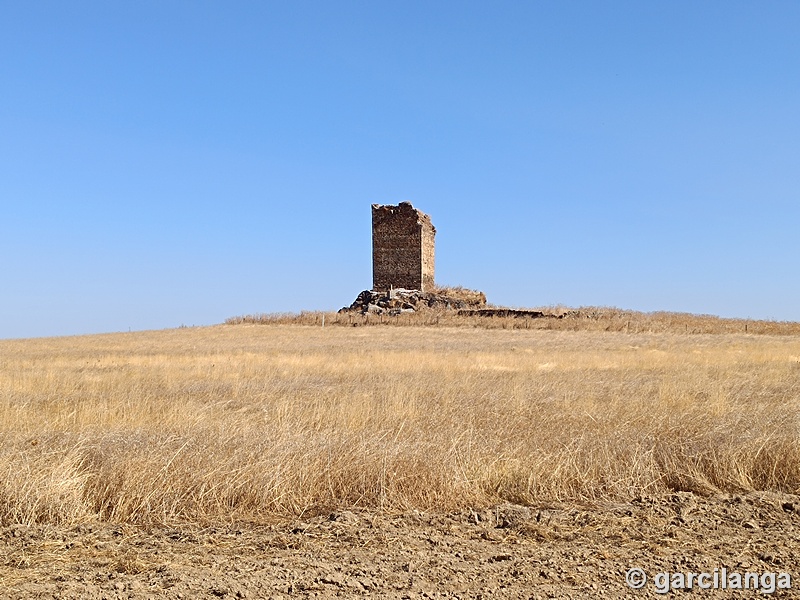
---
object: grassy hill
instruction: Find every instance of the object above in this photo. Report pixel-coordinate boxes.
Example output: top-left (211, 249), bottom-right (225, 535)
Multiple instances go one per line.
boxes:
top-left (2, 321), bottom-right (799, 526)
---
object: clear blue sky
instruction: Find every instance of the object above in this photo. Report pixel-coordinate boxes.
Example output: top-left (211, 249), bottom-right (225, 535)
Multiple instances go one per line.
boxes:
top-left (2, 2), bottom-right (799, 338)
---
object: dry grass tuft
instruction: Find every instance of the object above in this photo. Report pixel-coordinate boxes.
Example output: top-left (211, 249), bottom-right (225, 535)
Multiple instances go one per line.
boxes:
top-left (1, 324), bottom-right (799, 526)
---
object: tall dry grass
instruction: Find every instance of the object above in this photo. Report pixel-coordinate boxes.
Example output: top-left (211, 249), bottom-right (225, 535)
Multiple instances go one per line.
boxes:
top-left (1, 324), bottom-right (799, 526)
top-left (227, 306), bottom-right (800, 336)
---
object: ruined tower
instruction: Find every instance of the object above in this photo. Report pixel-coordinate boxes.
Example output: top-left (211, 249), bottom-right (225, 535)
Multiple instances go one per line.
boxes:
top-left (372, 202), bottom-right (435, 292)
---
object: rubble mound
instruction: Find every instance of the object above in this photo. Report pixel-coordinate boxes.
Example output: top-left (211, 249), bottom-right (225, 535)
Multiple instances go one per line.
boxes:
top-left (340, 287), bottom-right (487, 315)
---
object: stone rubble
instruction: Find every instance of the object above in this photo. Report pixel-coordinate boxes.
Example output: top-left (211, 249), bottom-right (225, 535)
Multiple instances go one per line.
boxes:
top-left (339, 288), bottom-right (487, 316)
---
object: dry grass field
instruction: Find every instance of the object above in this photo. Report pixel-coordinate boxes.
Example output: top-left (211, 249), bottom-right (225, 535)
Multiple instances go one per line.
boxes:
top-left (2, 317), bottom-right (799, 598)
top-left (229, 305), bottom-right (800, 336)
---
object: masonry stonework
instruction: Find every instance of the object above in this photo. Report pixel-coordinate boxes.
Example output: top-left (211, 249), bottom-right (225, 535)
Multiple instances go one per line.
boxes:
top-left (372, 202), bottom-right (435, 292)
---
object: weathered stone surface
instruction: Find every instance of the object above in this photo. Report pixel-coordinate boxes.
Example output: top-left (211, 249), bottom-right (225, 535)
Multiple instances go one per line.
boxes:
top-left (339, 288), bottom-right (487, 315)
top-left (372, 202), bottom-right (435, 292)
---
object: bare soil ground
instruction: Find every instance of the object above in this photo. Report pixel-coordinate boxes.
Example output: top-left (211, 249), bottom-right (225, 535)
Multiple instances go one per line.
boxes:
top-left (3, 491), bottom-right (798, 599)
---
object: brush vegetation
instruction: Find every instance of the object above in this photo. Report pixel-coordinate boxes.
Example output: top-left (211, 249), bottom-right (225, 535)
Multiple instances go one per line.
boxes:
top-left (228, 305), bottom-right (800, 336)
top-left (1, 321), bottom-right (799, 526)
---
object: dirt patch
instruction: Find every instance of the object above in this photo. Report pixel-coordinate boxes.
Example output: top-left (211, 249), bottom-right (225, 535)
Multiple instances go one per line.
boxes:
top-left (2, 492), bottom-right (798, 599)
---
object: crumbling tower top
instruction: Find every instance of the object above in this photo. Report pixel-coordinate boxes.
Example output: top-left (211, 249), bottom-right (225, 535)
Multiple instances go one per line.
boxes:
top-left (372, 202), bottom-right (435, 292)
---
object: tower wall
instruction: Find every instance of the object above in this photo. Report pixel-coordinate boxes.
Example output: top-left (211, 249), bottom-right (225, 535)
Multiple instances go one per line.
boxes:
top-left (372, 202), bottom-right (435, 292)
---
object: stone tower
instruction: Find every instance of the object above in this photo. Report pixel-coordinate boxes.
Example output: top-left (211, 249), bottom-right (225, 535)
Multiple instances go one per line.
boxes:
top-left (372, 202), bottom-right (435, 292)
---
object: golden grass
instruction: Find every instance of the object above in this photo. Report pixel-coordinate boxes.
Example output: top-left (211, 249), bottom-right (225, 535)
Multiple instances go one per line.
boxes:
top-left (227, 306), bottom-right (800, 336)
top-left (1, 324), bottom-right (799, 526)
